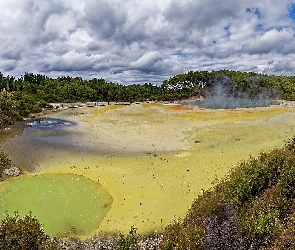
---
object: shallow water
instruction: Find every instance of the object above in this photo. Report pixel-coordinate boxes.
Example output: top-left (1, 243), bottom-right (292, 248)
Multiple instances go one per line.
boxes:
top-left (0, 173), bottom-right (112, 237)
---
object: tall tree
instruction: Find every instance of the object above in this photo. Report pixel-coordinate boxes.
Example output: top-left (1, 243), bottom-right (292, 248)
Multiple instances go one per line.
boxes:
top-left (0, 89), bottom-right (18, 129)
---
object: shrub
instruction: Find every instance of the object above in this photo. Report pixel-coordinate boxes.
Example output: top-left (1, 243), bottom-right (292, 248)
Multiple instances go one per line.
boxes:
top-left (223, 156), bottom-right (266, 207)
top-left (159, 186), bottom-right (227, 249)
top-left (0, 89), bottom-right (19, 129)
top-left (277, 166), bottom-right (295, 198)
top-left (223, 148), bottom-right (295, 207)
top-left (186, 186), bottom-right (226, 222)
top-left (0, 151), bottom-right (11, 169)
top-left (0, 212), bottom-right (57, 250)
top-left (161, 138), bottom-right (295, 249)
top-left (199, 205), bottom-right (245, 250)
top-left (285, 136), bottom-right (295, 152)
top-left (236, 186), bottom-right (289, 248)
top-left (262, 202), bottom-right (295, 250)
top-left (0, 151), bottom-right (11, 179)
top-left (160, 220), bottom-right (204, 250)
top-left (116, 226), bottom-right (140, 250)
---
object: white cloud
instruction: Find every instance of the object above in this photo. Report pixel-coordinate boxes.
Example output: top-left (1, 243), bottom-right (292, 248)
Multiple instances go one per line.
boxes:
top-left (42, 50), bottom-right (105, 71)
top-left (130, 51), bottom-right (163, 70)
top-left (68, 29), bottom-right (93, 47)
top-left (1, 0), bottom-right (295, 84)
top-left (44, 12), bottom-right (77, 37)
top-left (243, 28), bottom-right (294, 54)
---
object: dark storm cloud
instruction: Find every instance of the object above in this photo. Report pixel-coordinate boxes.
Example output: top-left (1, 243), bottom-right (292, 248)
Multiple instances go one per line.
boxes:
top-left (1, 0), bottom-right (295, 85)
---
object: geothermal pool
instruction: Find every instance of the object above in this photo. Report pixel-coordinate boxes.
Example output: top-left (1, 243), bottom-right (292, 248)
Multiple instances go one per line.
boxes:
top-left (181, 98), bottom-right (275, 109)
top-left (0, 104), bottom-right (295, 236)
top-left (0, 173), bottom-right (112, 237)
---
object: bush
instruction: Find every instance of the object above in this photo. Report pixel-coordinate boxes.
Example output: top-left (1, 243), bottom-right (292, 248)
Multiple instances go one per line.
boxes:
top-left (159, 186), bottom-right (228, 249)
top-left (186, 186), bottom-right (226, 222)
top-left (223, 148), bottom-right (295, 207)
top-left (0, 151), bottom-right (11, 169)
top-left (199, 206), bottom-right (245, 250)
top-left (0, 151), bottom-right (11, 179)
top-left (236, 186), bottom-right (289, 248)
top-left (160, 137), bottom-right (295, 249)
top-left (262, 202), bottom-right (295, 250)
top-left (223, 156), bottom-right (266, 207)
top-left (0, 89), bottom-right (19, 129)
top-left (0, 212), bottom-right (57, 250)
top-left (11, 92), bottom-right (50, 118)
top-left (160, 220), bottom-right (204, 250)
top-left (116, 226), bottom-right (140, 250)
top-left (277, 166), bottom-right (295, 198)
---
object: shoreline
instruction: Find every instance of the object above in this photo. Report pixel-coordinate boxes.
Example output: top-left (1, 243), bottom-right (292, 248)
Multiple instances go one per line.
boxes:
top-left (18, 97), bottom-right (295, 124)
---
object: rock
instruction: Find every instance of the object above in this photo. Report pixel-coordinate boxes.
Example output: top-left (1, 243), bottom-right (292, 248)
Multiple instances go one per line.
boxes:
top-left (4, 167), bottom-right (21, 176)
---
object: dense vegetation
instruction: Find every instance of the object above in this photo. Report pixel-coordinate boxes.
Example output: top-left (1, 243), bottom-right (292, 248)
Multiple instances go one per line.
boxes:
top-left (0, 70), bottom-right (295, 122)
top-left (2, 70), bottom-right (295, 104)
top-left (0, 212), bottom-right (57, 250)
top-left (1, 69), bottom-right (295, 129)
top-left (162, 70), bottom-right (295, 101)
top-left (0, 90), bottom-right (19, 129)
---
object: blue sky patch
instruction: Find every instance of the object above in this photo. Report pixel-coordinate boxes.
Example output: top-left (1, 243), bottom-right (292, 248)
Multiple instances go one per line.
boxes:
top-left (174, 50), bottom-right (188, 59)
top-left (224, 25), bottom-right (231, 37)
top-left (246, 7), bottom-right (261, 18)
top-left (288, 3), bottom-right (295, 22)
top-left (255, 24), bottom-right (263, 31)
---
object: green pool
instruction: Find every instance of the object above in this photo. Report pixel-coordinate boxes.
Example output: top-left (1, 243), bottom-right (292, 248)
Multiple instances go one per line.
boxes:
top-left (0, 173), bottom-right (113, 237)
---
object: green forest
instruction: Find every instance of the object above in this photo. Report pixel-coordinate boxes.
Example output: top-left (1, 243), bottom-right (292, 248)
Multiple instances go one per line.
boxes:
top-left (1, 69), bottom-right (295, 129)
top-left (2, 70), bottom-right (295, 249)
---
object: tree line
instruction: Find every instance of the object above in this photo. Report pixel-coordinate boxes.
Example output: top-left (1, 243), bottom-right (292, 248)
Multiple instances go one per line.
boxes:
top-left (0, 72), bottom-right (162, 103)
top-left (1, 70), bottom-right (295, 129)
top-left (162, 70), bottom-right (295, 100)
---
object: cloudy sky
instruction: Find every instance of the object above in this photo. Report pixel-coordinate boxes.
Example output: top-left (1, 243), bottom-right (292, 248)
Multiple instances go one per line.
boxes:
top-left (1, 0), bottom-right (295, 85)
